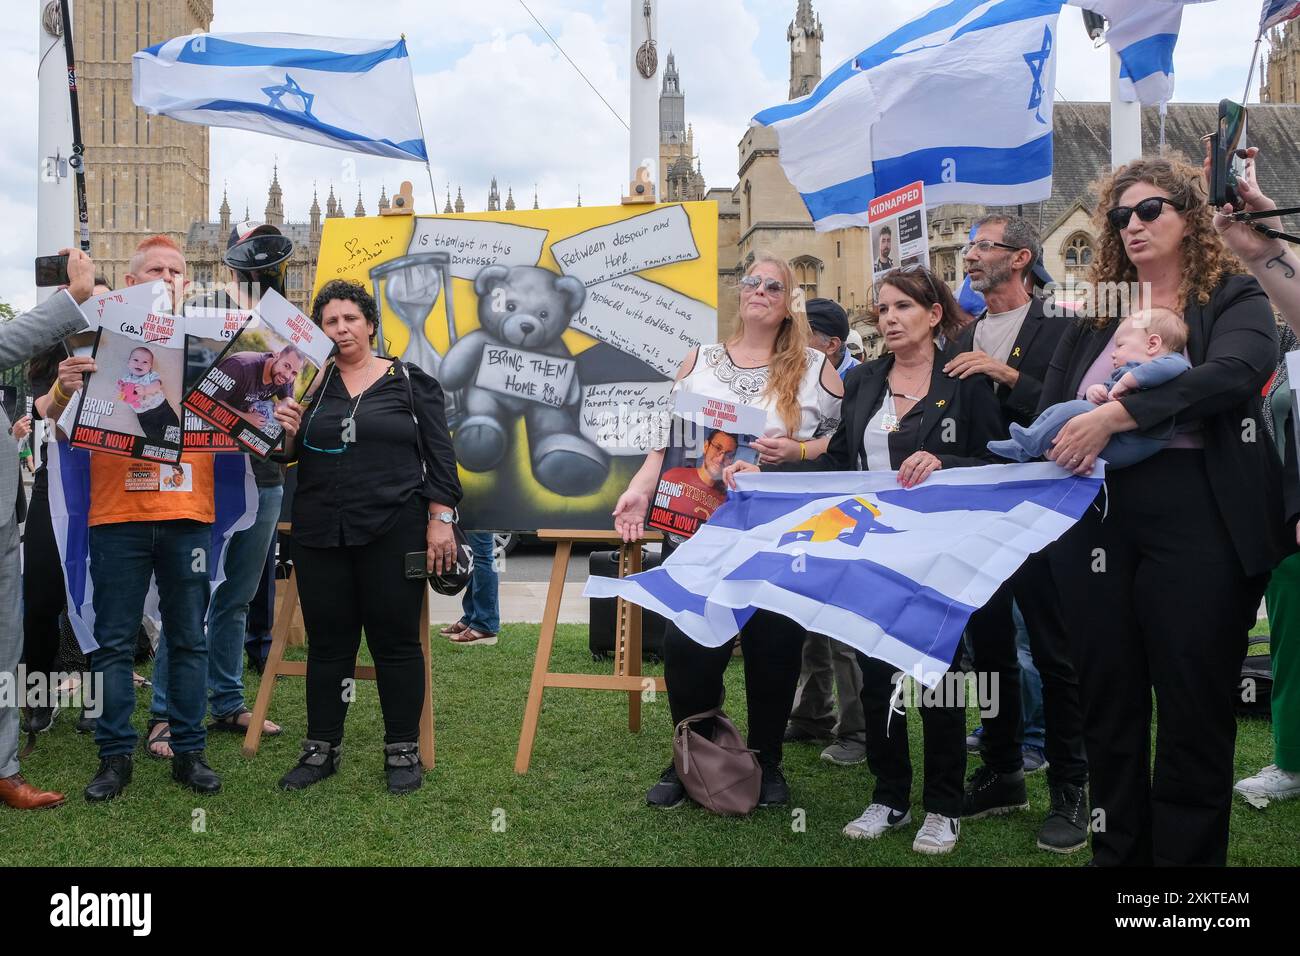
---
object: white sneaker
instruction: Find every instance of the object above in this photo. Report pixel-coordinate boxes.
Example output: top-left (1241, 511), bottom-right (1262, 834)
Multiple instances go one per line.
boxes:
top-left (912, 813), bottom-right (960, 855)
top-left (1234, 764), bottom-right (1300, 807)
top-left (842, 803), bottom-right (911, 840)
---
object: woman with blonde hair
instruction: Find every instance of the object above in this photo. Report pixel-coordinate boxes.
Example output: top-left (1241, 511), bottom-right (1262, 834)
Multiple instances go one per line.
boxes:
top-left (613, 252), bottom-right (844, 809)
top-left (1039, 154), bottom-right (1286, 865)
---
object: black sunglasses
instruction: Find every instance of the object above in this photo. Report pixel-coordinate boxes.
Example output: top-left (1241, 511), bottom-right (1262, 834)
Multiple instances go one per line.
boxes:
top-left (1107, 196), bottom-right (1184, 231)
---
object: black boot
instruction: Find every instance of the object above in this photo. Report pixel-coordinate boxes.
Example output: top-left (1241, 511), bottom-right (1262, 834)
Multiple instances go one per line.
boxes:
top-left (962, 765), bottom-right (1028, 819)
top-left (383, 742), bottom-right (422, 795)
top-left (1037, 781), bottom-right (1088, 853)
top-left (278, 739), bottom-right (341, 791)
top-left (758, 760), bottom-right (790, 808)
top-left (172, 751), bottom-right (222, 794)
top-left (85, 755), bottom-right (133, 802)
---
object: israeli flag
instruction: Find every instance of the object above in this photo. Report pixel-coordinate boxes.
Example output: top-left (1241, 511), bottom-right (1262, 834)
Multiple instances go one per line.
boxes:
top-left (46, 442), bottom-right (258, 653)
top-left (586, 463), bottom-right (1101, 685)
top-left (1071, 1), bottom-right (1211, 106)
top-left (133, 33), bottom-right (427, 162)
top-left (753, 0), bottom-right (1065, 230)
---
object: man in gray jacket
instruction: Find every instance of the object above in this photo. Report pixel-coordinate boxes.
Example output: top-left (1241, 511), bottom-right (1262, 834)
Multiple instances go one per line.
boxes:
top-left (0, 247), bottom-right (95, 811)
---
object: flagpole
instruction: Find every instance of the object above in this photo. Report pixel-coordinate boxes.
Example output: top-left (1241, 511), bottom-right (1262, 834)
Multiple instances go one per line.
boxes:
top-left (1242, 36), bottom-right (1263, 104)
top-left (402, 33), bottom-right (438, 210)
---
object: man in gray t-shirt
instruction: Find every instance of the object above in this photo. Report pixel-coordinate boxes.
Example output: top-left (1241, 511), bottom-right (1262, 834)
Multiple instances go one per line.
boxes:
top-left (214, 347), bottom-right (304, 430)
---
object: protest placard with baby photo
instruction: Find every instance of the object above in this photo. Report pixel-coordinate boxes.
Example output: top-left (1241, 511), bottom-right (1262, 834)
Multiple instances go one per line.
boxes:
top-left (182, 289), bottom-right (334, 458)
top-left (69, 283), bottom-right (186, 463)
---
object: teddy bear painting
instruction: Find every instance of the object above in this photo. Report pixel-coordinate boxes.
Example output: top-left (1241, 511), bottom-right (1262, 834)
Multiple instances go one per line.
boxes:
top-left (438, 264), bottom-right (610, 496)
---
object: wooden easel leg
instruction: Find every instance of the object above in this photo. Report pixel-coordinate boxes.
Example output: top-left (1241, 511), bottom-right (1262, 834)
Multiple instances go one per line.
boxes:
top-left (620, 543), bottom-right (646, 733)
top-left (419, 589), bottom-right (435, 770)
top-left (514, 539), bottom-right (572, 774)
top-left (243, 568), bottom-right (298, 758)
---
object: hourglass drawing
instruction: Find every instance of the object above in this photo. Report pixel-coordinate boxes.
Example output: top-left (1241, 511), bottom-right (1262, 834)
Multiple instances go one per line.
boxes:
top-left (370, 252), bottom-right (461, 422)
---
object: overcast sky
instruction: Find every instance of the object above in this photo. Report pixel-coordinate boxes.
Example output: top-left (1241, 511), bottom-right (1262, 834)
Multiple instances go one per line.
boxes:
top-left (1, 0), bottom-right (1271, 309)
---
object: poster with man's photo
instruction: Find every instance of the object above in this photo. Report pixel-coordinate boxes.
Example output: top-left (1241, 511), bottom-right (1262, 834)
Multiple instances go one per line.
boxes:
top-left (182, 289), bottom-right (334, 458)
top-left (69, 284), bottom-right (186, 462)
top-left (647, 392), bottom-right (764, 540)
top-left (868, 180), bottom-right (930, 297)
top-left (180, 301), bottom-right (250, 453)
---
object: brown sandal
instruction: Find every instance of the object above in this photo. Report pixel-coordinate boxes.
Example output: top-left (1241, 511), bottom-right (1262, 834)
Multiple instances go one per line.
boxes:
top-left (449, 627), bottom-right (497, 646)
top-left (440, 621), bottom-right (469, 637)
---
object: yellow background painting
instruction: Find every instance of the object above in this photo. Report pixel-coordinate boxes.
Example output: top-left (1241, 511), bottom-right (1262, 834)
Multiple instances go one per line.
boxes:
top-left (312, 201), bottom-right (718, 531)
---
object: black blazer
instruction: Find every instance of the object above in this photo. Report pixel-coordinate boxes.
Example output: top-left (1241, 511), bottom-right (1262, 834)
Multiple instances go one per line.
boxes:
top-left (952, 296), bottom-right (1069, 430)
top-left (1039, 273), bottom-right (1285, 578)
top-left (810, 345), bottom-right (1004, 472)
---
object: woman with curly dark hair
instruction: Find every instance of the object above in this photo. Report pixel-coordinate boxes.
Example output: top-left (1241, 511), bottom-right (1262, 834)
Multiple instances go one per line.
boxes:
top-left (1039, 154), bottom-right (1286, 865)
top-left (277, 279), bottom-right (462, 795)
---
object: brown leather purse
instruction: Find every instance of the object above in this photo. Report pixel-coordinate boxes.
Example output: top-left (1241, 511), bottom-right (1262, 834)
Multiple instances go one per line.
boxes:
top-left (672, 700), bottom-right (762, 816)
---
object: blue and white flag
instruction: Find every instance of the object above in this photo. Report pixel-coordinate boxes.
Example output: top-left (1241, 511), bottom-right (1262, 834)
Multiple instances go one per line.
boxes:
top-left (133, 33), bottom-right (427, 162)
top-left (1260, 0), bottom-right (1300, 34)
top-left (753, 0), bottom-right (1065, 229)
top-left (46, 442), bottom-right (258, 653)
top-left (1071, 1), bottom-right (1212, 106)
top-left (587, 463), bottom-right (1102, 685)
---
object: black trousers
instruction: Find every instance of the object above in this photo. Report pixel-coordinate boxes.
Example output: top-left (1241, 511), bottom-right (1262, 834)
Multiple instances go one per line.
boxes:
top-left (966, 555), bottom-right (1089, 786)
top-left (1052, 451), bottom-right (1266, 866)
top-left (857, 647), bottom-right (966, 818)
top-left (295, 499), bottom-right (428, 746)
top-left (21, 469), bottom-right (63, 677)
top-left (663, 608), bottom-right (806, 765)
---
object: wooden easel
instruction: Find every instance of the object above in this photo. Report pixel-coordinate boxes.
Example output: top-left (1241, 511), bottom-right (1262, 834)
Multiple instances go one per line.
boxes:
top-left (514, 529), bottom-right (666, 774)
top-left (242, 523), bottom-right (436, 770)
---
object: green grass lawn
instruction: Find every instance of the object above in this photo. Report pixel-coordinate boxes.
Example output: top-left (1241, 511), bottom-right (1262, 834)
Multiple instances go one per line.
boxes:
top-left (3, 623), bottom-right (1295, 867)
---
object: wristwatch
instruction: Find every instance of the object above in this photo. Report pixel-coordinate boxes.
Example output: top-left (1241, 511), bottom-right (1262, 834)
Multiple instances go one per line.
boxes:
top-left (429, 510), bottom-right (455, 524)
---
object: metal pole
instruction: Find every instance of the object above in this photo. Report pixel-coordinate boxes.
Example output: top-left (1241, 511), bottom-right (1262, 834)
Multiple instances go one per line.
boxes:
top-left (1109, 46), bottom-right (1143, 168)
top-left (628, 0), bottom-right (659, 194)
top-left (58, 0), bottom-right (90, 252)
top-left (1242, 37), bottom-right (1263, 104)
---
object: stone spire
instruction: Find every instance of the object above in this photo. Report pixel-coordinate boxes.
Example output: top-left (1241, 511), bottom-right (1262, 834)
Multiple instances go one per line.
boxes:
top-left (505, 186), bottom-right (516, 211)
top-left (788, 0), bottom-right (824, 100)
top-left (354, 186), bottom-right (366, 217)
top-left (454, 187), bottom-right (465, 213)
top-left (576, 187), bottom-right (582, 208)
top-left (309, 184), bottom-right (321, 236)
top-left (325, 183), bottom-right (339, 217)
top-left (532, 185), bottom-right (539, 210)
top-left (264, 164), bottom-right (284, 225)
top-left (443, 183), bottom-right (453, 214)
top-left (378, 184), bottom-right (390, 213)
top-left (218, 185), bottom-right (231, 235)
top-left (488, 177), bottom-right (501, 212)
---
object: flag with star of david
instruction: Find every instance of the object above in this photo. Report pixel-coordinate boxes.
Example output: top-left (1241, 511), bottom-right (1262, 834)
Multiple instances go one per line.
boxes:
top-left (132, 33), bottom-right (427, 162)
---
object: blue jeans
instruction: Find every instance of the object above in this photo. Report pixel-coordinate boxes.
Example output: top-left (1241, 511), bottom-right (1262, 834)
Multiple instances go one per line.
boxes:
top-left (152, 485), bottom-right (284, 721)
top-left (989, 399), bottom-right (1165, 467)
top-left (90, 520), bottom-right (211, 757)
top-left (459, 532), bottom-right (500, 633)
top-left (1013, 601), bottom-right (1046, 749)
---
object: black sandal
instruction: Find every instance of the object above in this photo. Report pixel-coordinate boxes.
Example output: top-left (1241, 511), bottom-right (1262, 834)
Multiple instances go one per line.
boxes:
top-left (144, 719), bottom-right (173, 760)
top-left (209, 706), bottom-right (282, 736)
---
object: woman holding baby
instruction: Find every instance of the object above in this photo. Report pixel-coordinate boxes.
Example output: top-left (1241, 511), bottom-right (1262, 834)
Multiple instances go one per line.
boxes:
top-left (1038, 155), bottom-right (1286, 866)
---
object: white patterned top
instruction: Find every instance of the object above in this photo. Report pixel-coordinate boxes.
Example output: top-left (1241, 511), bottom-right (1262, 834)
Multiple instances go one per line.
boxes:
top-left (673, 343), bottom-right (841, 440)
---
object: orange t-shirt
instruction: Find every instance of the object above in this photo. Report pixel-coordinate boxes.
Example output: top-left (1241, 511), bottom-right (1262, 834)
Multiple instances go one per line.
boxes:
top-left (87, 455), bottom-right (216, 527)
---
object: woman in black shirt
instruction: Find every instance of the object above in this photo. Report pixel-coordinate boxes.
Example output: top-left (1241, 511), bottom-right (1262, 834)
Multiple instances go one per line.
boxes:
top-left (727, 267), bottom-right (1001, 854)
top-left (278, 280), bottom-right (462, 795)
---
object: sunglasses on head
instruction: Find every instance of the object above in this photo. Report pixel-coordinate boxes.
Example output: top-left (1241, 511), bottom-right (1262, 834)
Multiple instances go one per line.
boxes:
top-left (899, 263), bottom-right (943, 302)
top-left (739, 275), bottom-right (786, 295)
top-left (1107, 196), bottom-right (1184, 231)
